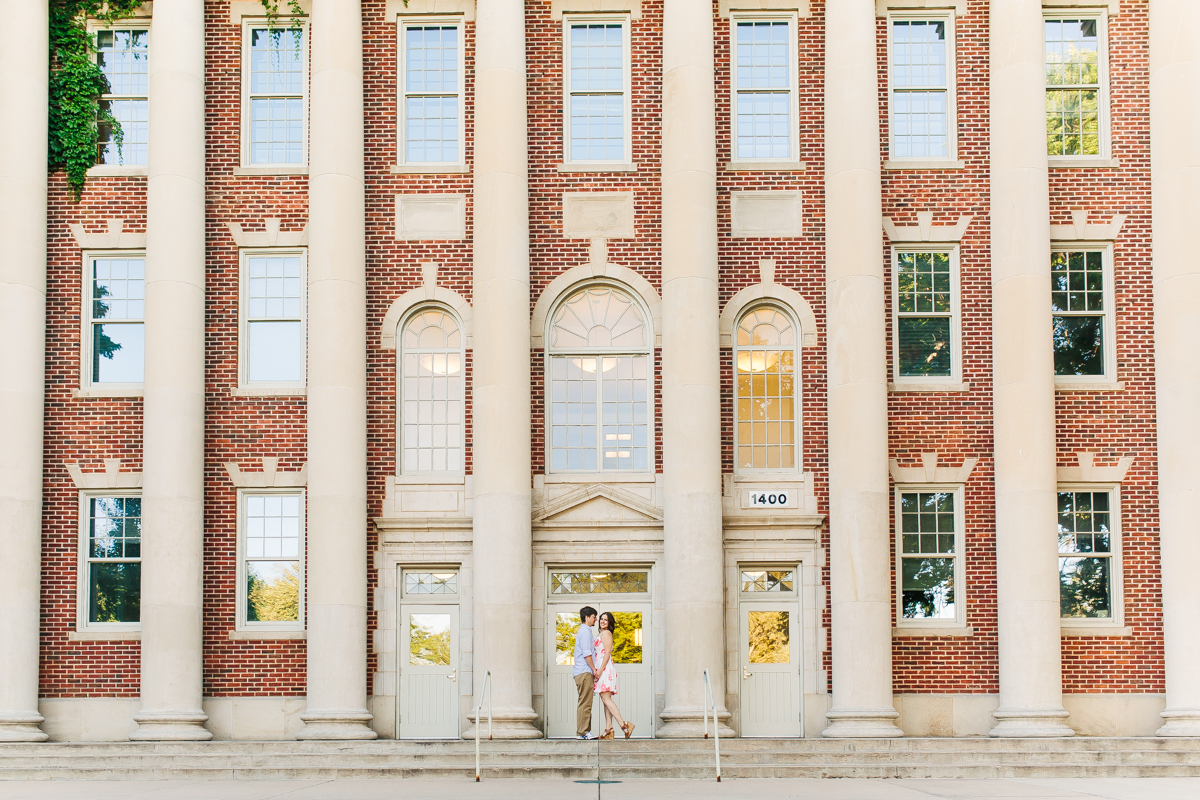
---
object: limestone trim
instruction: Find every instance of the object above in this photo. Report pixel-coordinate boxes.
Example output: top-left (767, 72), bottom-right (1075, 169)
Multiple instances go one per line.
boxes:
top-left (883, 213), bottom-right (973, 243)
top-left (1055, 452), bottom-right (1133, 483)
top-left (1061, 625), bottom-right (1132, 637)
top-left (65, 460), bottom-right (143, 490)
top-left (883, 160), bottom-right (966, 170)
top-left (877, 0), bottom-right (967, 16)
top-left (557, 162), bottom-right (639, 173)
top-left (390, 164), bottom-right (471, 174)
top-left (530, 256), bottom-right (662, 349)
top-left (1049, 157), bottom-right (1121, 168)
top-left (228, 630), bottom-right (307, 640)
top-left (888, 452), bottom-right (979, 485)
top-left (892, 626), bottom-right (974, 637)
top-left (68, 630), bottom-right (142, 641)
top-left (229, 1), bottom-right (310, 25)
top-left (225, 220), bottom-right (309, 248)
top-left (724, 161), bottom-right (807, 172)
top-left (562, 192), bottom-right (636, 239)
top-left (730, 191), bottom-right (803, 238)
top-left (889, 381), bottom-right (971, 393)
top-left (85, 165), bottom-right (148, 177)
top-left (533, 482), bottom-right (664, 526)
top-left (1042, 0), bottom-right (1120, 15)
top-left (70, 220), bottom-right (146, 249)
top-left (71, 387), bottom-right (144, 398)
top-left (1049, 211), bottom-right (1127, 241)
top-left (224, 457), bottom-right (309, 488)
top-left (232, 166), bottom-right (308, 176)
top-left (718, 261), bottom-right (817, 347)
top-left (719, 0), bottom-right (811, 18)
top-left (386, 0), bottom-right (475, 20)
top-left (379, 262), bottom-right (473, 350)
top-left (395, 194), bottom-right (467, 240)
top-left (552, 0), bottom-right (641, 17)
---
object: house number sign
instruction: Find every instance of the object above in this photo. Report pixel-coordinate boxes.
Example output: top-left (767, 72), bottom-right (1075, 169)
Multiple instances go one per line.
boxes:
top-left (746, 490), bottom-right (794, 508)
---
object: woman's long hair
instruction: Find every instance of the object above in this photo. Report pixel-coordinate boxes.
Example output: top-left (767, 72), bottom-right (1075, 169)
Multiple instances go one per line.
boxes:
top-left (598, 611), bottom-right (618, 637)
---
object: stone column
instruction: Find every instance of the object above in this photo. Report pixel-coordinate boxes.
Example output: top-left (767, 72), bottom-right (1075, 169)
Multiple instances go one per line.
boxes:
top-left (131, 0), bottom-right (211, 741)
top-left (821, 0), bottom-right (902, 739)
top-left (469, 0), bottom-right (539, 739)
top-left (657, 0), bottom-right (729, 738)
top-left (1151, 0), bottom-right (1200, 738)
top-left (987, 0), bottom-right (1073, 738)
top-left (0, 0), bottom-right (49, 743)
top-left (298, 0), bottom-right (376, 740)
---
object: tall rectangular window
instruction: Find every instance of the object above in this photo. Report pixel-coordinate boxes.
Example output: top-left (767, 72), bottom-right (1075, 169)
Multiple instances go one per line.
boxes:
top-left (241, 252), bottom-right (305, 388)
top-left (1052, 247), bottom-right (1113, 379)
top-left (731, 18), bottom-right (796, 161)
top-left (888, 16), bottom-right (953, 160)
top-left (82, 495), bottom-right (141, 628)
top-left (564, 19), bottom-right (630, 163)
top-left (400, 310), bottom-right (464, 473)
top-left (1058, 489), bottom-right (1117, 620)
top-left (401, 23), bottom-right (462, 164)
top-left (550, 356), bottom-right (649, 471)
top-left (735, 307), bottom-right (798, 472)
top-left (240, 491), bottom-right (304, 629)
top-left (896, 489), bottom-right (962, 624)
top-left (245, 25), bottom-right (307, 165)
top-left (1045, 15), bottom-right (1107, 158)
top-left (892, 248), bottom-right (959, 384)
top-left (96, 27), bottom-right (149, 166)
top-left (86, 254), bottom-right (145, 386)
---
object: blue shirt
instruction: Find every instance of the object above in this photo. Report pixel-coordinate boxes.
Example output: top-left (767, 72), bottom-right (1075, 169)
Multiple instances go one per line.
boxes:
top-left (572, 623), bottom-right (596, 677)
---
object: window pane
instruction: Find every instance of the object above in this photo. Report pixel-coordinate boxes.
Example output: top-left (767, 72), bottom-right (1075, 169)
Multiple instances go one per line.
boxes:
top-left (89, 561), bottom-right (140, 623)
top-left (736, 308), bottom-right (797, 470)
top-left (897, 316), bottom-right (951, 377)
top-left (97, 29), bottom-right (149, 94)
top-left (570, 94), bottom-right (624, 161)
top-left (245, 492), bottom-right (302, 562)
top-left (249, 97), bottom-right (304, 165)
top-left (90, 497), bottom-right (141, 559)
top-left (1045, 19), bottom-right (1099, 87)
top-left (405, 95), bottom-right (459, 163)
top-left (740, 570), bottom-right (795, 592)
top-left (250, 28), bottom-right (304, 94)
top-left (1053, 315), bottom-right (1104, 375)
top-left (404, 571), bottom-right (458, 595)
top-left (97, 99), bottom-right (149, 165)
top-left (610, 611), bottom-right (643, 664)
top-left (736, 21), bottom-right (790, 89)
top-left (570, 24), bottom-right (623, 92)
top-left (92, 323), bottom-right (144, 383)
top-left (901, 557), bottom-right (956, 619)
top-left (549, 571), bottom-right (649, 594)
top-left (409, 613), bottom-right (452, 665)
top-left (892, 21), bottom-right (947, 88)
top-left (248, 321), bottom-right (303, 382)
top-left (736, 90), bottom-right (790, 160)
top-left (555, 611), bottom-right (579, 666)
top-left (93, 258), bottom-right (146, 322)
top-left (401, 310), bottom-right (464, 472)
top-left (246, 560), bottom-right (301, 622)
top-left (1059, 556), bottom-right (1111, 618)
top-left (747, 610), bottom-right (790, 664)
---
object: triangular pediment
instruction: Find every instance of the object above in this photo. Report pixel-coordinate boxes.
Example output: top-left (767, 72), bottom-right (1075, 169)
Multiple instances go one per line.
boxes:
top-left (535, 484), bottom-right (662, 525)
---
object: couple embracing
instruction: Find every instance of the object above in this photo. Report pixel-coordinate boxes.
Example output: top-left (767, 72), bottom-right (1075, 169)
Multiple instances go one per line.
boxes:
top-left (572, 606), bottom-right (635, 740)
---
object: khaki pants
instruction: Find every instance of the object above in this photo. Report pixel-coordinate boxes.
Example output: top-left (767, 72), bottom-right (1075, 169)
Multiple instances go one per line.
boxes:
top-left (574, 672), bottom-right (595, 736)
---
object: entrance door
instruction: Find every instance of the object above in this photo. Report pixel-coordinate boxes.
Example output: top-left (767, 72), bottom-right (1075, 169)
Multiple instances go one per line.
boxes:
top-left (546, 603), bottom-right (652, 738)
top-left (739, 601), bottom-right (801, 737)
top-left (399, 604), bottom-right (459, 738)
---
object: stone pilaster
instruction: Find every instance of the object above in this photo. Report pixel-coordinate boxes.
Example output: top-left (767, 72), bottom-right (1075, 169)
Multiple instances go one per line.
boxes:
top-left (821, 0), bottom-right (902, 739)
top-left (987, 0), bottom-right (1073, 738)
top-left (132, 0), bottom-right (211, 741)
top-left (0, 0), bottom-right (49, 743)
top-left (1150, 0), bottom-right (1200, 738)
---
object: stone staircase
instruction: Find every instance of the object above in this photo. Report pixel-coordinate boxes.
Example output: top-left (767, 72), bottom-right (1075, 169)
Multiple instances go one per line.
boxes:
top-left (2, 737), bottom-right (1199, 780)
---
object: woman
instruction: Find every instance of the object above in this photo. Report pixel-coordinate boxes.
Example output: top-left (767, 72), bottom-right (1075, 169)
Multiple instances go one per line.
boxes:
top-left (594, 611), bottom-right (634, 739)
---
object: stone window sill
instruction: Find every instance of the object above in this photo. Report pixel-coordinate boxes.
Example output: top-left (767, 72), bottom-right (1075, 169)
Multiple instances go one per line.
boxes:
top-left (893, 625), bottom-right (974, 637)
top-left (1061, 625), bottom-right (1132, 637)
top-left (725, 161), bottom-right (806, 172)
top-left (228, 629), bottom-right (306, 640)
top-left (542, 472), bottom-right (656, 484)
top-left (395, 474), bottom-right (466, 485)
top-left (1049, 157), bottom-right (1120, 169)
top-left (889, 381), bottom-right (971, 393)
top-left (557, 162), bottom-right (639, 173)
top-left (231, 386), bottom-right (307, 397)
top-left (731, 473), bottom-right (804, 484)
top-left (72, 387), bottom-right (143, 399)
top-left (70, 630), bottom-right (140, 641)
top-left (1056, 380), bottom-right (1124, 392)
top-left (86, 165), bottom-right (147, 177)
top-left (233, 166), bottom-right (308, 176)
top-left (391, 164), bottom-right (470, 174)
top-left (883, 159), bottom-right (965, 171)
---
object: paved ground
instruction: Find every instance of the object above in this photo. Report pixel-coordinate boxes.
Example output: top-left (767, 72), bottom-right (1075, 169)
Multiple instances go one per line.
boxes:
top-left (0, 778), bottom-right (1198, 800)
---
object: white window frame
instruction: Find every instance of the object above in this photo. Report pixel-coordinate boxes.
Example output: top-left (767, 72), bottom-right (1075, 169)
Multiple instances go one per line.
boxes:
top-left (1056, 482), bottom-right (1123, 629)
top-left (885, 10), bottom-right (957, 164)
top-left (236, 488), bottom-right (306, 633)
top-left (561, 13), bottom-right (634, 166)
top-left (728, 11), bottom-right (800, 166)
top-left (80, 249), bottom-right (145, 395)
top-left (1051, 241), bottom-right (1116, 386)
top-left (88, 18), bottom-right (151, 172)
top-left (733, 303), bottom-right (803, 476)
top-left (240, 16), bottom-right (310, 169)
top-left (397, 15), bottom-right (466, 168)
top-left (77, 490), bottom-right (142, 633)
top-left (893, 484), bottom-right (966, 629)
top-left (1043, 7), bottom-right (1111, 163)
top-left (237, 248), bottom-right (308, 394)
top-left (397, 304), bottom-right (467, 477)
top-left (890, 244), bottom-right (962, 387)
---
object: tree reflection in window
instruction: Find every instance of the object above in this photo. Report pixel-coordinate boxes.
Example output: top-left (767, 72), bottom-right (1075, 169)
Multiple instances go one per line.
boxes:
top-left (899, 491), bottom-right (957, 620)
top-left (550, 571), bottom-right (648, 594)
top-left (1058, 490), bottom-right (1112, 618)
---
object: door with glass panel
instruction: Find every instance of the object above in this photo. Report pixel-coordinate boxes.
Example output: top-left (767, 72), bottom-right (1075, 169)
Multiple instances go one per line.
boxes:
top-left (398, 570), bottom-right (460, 739)
top-left (544, 569), bottom-right (652, 738)
top-left (739, 568), bottom-right (802, 737)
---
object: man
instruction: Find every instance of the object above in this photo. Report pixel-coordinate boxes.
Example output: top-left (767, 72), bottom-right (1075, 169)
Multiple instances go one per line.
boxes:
top-left (573, 606), bottom-right (599, 739)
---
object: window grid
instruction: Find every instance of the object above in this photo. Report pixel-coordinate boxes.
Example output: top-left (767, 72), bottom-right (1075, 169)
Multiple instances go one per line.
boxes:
top-left (403, 24), bottom-right (461, 164)
top-left (89, 256), bottom-right (145, 385)
top-left (404, 571), bottom-right (459, 595)
top-left (96, 28), bottom-right (149, 166)
top-left (85, 496), bottom-right (141, 626)
top-left (735, 307), bottom-right (797, 472)
top-left (733, 20), bottom-right (792, 160)
top-left (1058, 490), bottom-right (1113, 619)
top-left (1045, 17), bottom-right (1103, 157)
top-left (248, 27), bottom-right (306, 165)
top-left (567, 22), bottom-right (626, 162)
top-left (401, 310), bottom-right (464, 473)
top-left (243, 493), bottom-right (303, 626)
top-left (890, 19), bottom-right (950, 159)
top-left (898, 490), bottom-right (959, 622)
top-left (550, 571), bottom-right (649, 595)
top-left (245, 254), bottom-right (304, 385)
top-left (895, 251), bottom-right (954, 379)
top-left (740, 570), bottom-right (795, 593)
top-left (1052, 249), bottom-right (1108, 378)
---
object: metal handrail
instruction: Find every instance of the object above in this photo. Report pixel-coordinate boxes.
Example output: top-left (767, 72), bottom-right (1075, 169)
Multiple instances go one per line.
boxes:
top-left (472, 670), bottom-right (493, 782)
top-left (701, 668), bottom-right (721, 782)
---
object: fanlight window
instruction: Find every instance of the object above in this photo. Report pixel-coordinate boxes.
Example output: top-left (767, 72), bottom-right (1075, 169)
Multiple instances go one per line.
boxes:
top-left (735, 306), bottom-right (797, 471)
top-left (547, 285), bottom-right (650, 472)
top-left (400, 309), bottom-right (463, 472)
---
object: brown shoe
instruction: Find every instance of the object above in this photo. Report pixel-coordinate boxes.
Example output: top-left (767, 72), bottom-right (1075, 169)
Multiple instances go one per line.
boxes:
top-left (622, 722), bottom-right (635, 739)
top-left (600, 727), bottom-right (615, 739)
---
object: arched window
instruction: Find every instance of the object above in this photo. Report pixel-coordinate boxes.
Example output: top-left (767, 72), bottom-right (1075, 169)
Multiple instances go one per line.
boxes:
top-left (547, 284), bottom-right (650, 472)
top-left (735, 306), bottom-right (797, 471)
top-left (400, 308), bottom-right (463, 473)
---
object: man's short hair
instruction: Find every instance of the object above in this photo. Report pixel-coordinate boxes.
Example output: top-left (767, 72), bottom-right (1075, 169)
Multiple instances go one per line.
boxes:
top-left (580, 606), bottom-right (598, 623)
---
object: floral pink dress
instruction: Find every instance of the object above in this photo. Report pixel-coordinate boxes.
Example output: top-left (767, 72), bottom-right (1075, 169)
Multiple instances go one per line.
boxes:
top-left (593, 634), bottom-right (619, 695)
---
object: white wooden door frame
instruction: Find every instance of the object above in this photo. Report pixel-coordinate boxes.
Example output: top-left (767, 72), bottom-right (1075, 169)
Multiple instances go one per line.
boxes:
top-left (398, 600), bottom-right (460, 739)
top-left (738, 599), bottom-right (803, 737)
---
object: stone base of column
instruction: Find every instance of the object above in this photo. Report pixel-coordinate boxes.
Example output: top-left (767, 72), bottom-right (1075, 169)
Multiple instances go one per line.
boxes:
top-left (822, 708), bottom-right (903, 738)
top-left (989, 707), bottom-right (1074, 737)
top-left (297, 709), bottom-right (378, 740)
top-left (1157, 709), bottom-right (1200, 737)
top-left (129, 711), bottom-right (212, 741)
top-left (464, 709), bottom-right (542, 740)
top-left (656, 706), bottom-right (736, 739)
top-left (0, 712), bottom-right (49, 742)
